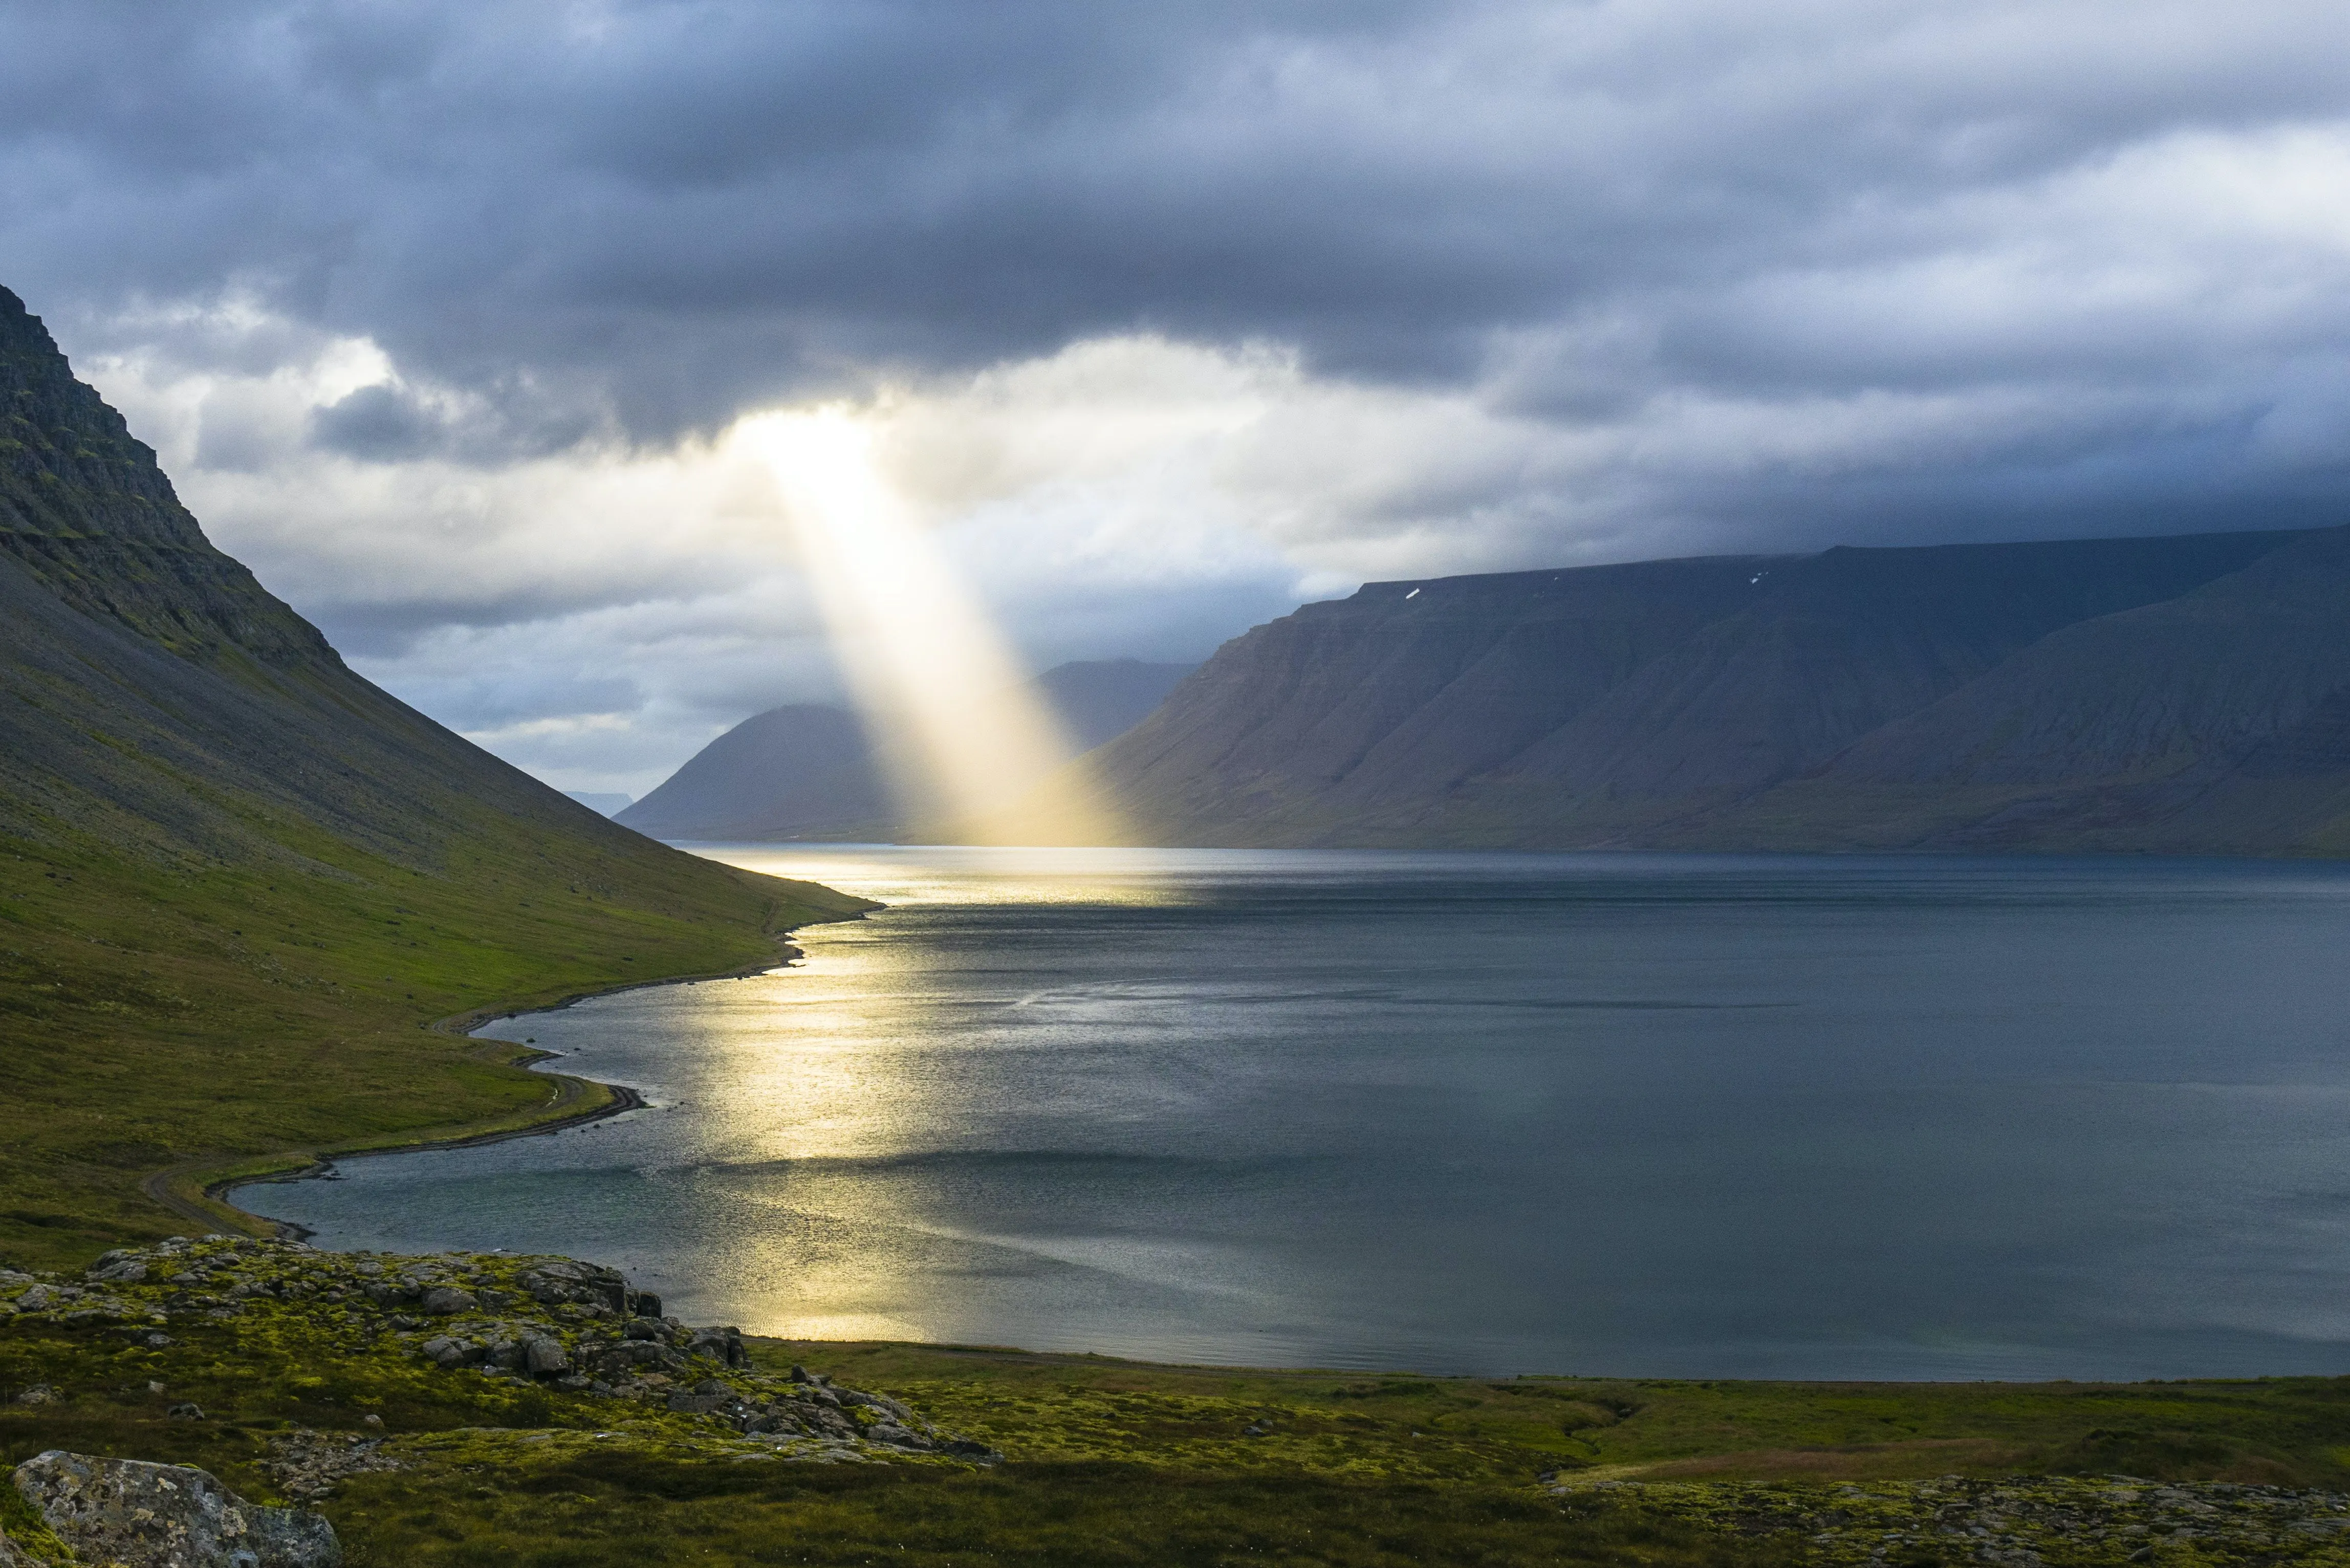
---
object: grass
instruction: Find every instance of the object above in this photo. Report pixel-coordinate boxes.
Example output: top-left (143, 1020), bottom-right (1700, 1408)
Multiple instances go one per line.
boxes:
top-left (14, 1243), bottom-right (2350, 1565)
top-left (13, 825), bottom-right (2350, 1565)
top-left (0, 1239), bottom-right (1775, 1567)
top-left (772, 1344), bottom-right (2350, 1492)
top-left (0, 812), bottom-right (872, 1272)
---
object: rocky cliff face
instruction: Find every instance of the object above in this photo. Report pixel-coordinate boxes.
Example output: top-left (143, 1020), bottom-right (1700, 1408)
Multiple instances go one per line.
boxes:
top-left (1, 282), bottom-right (518, 862)
top-left (1063, 526), bottom-right (2350, 854)
top-left (0, 281), bottom-right (867, 908)
top-left (1092, 556), bottom-right (1777, 842)
top-left (1749, 525), bottom-right (2350, 853)
top-left (1, 287), bottom-right (333, 670)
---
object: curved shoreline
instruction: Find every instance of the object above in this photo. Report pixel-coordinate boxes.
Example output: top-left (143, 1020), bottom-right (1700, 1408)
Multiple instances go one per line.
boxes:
top-left (139, 933), bottom-right (831, 1239)
top-left (214, 1077), bottom-right (652, 1242)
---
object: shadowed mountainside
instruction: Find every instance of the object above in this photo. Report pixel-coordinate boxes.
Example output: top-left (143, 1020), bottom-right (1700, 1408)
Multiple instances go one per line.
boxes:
top-left (0, 283), bottom-right (874, 1266)
top-left (618, 703), bottom-right (890, 841)
top-left (1043, 527), bottom-right (2350, 853)
top-left (617, 658), bottom-right (1194, 841)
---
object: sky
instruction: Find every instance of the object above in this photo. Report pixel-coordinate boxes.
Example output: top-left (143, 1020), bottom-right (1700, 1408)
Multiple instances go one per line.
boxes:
top-left (8, 0), bottom-right (2350, 795)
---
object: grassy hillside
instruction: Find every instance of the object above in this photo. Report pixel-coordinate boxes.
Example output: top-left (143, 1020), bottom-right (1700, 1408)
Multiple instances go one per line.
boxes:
top-left (0, 804), bottom-right (866, 1273)
top-left (0, 282), bottom-right (875, 1270)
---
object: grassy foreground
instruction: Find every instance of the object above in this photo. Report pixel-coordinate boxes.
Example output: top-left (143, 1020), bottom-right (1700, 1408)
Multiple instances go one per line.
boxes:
top-left (10, 1239), bottom-right (2350, 1566)
top-left (0, 820), bottom-right (873, 1272)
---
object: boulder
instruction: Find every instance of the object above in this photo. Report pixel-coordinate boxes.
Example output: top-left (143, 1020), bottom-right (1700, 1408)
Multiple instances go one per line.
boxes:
top-left (583, 1339), bottom-right (680, 1382)
top-left (12, 1450), bottom-right (340, 1567)
top-left (517, 1260), bottom-right (629, 1315)
top-left (524, 1336), bottom-right (570, 1376)
top-left (941, 1439), bottom-right (1003, 1464)
top-left (839, 1390), bottom-right (918, 1425)
top-left (739, 1411), bottom-right (799, 1435)
top-left (417, 1286), bottom-right (476, 1316)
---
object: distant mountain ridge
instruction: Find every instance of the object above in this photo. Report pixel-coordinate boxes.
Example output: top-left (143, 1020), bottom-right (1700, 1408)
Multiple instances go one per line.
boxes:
top-left (618, 659), bottom-right (1196, 841)
top-left (1039, 527), bottom-right (2350, 854)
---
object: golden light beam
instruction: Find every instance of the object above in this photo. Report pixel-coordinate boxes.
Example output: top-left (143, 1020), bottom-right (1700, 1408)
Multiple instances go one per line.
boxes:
top-left (736, 408), bottom-right (1117, 844)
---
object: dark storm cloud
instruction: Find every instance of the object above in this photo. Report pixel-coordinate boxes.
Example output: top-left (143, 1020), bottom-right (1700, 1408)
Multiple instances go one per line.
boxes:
top-left (8, 0), bottom-right (2350, 685)
top-left (7, 0), bottom-right (1509, 435)
top-left (6, 0), bottom-right (2342, 467)
top-left (16, 0), bottom-right (2347, 792)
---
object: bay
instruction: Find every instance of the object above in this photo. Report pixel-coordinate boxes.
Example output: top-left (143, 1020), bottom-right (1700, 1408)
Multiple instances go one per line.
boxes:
top-left (236, 847), bottom-right (2350, 1380)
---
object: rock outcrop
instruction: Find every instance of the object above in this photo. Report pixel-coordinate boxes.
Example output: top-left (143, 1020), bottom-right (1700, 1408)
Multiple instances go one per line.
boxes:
top-left (1, 1236), bottom-right (999, 1467)
top-left (12, 1450), bottom-right (339, 1568)
top-left (0, 288), bottom-right (334, 671)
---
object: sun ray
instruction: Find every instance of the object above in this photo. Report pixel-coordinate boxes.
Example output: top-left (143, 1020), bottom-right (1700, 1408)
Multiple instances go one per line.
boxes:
top-left (736, 408), bottom-right (1117, 843)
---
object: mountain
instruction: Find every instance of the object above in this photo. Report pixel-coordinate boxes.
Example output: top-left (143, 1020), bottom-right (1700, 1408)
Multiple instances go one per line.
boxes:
top-left (617, 703), bottom-right (891, 841)
top-left (617, 659), bottom-right (1195, 841)
top-left (1742, 525), bottom-right (2350, 853)
top-left (1033, 659), bottom-right (1204, 751)
top-left (0, 284), bottom-right (873, 1266)
top-left (1047, 527), bottom-right (2350, 853)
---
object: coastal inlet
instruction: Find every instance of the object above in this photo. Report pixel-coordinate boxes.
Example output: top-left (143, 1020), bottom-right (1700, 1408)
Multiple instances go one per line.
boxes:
top-left (242, 845), bottom-right (2350, 1382)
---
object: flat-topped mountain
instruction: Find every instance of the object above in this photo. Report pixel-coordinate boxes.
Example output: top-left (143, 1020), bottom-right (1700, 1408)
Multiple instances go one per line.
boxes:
top-left (618, 658), bottom-right (1194, 841)
top-left (1051, 527), bottom-right (2350, 853)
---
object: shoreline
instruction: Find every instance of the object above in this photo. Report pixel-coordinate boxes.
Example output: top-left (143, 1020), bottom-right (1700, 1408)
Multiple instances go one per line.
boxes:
top-left (138, 930), bottom-right (835, 1239)
top-left (212, 1077), bottom-right (653, 1243)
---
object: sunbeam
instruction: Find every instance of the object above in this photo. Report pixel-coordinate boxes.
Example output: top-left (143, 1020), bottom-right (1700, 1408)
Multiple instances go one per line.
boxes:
top-left (737, 407), bottom-right (1118, 843)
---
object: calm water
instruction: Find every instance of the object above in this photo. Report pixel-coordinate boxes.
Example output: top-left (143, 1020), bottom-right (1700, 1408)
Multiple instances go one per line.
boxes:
top-left (237, 847), bottom-right (2350, 1380)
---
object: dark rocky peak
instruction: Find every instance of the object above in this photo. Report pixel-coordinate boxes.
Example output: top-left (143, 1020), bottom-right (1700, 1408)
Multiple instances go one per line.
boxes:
top-left (0, 282), bottom-right (336, 671)
top-left (0, 286), bottom-right (202, 550)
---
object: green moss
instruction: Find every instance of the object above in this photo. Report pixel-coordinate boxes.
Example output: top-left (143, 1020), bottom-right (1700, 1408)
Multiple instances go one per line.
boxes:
top-left (15, 1247), bottom-right (2350, 1564)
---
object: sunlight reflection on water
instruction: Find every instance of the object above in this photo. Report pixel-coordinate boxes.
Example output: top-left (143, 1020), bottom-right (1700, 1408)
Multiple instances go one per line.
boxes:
top-left (239, 846), bottom-right (2350, 1378)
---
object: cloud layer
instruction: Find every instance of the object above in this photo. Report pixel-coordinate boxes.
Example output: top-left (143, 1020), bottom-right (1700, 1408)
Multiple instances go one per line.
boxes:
top-left (9, 0), bottom-right (2350, 790)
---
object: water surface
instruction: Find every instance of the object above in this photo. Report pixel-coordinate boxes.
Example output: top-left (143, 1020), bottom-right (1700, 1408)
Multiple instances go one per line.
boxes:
top-left (240, 848), bottom-right (2350, 1379)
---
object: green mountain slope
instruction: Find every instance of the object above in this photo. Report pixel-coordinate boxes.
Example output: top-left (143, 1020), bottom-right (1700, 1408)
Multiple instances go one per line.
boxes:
top-left (0, 285), bottom-right (874, 1270)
